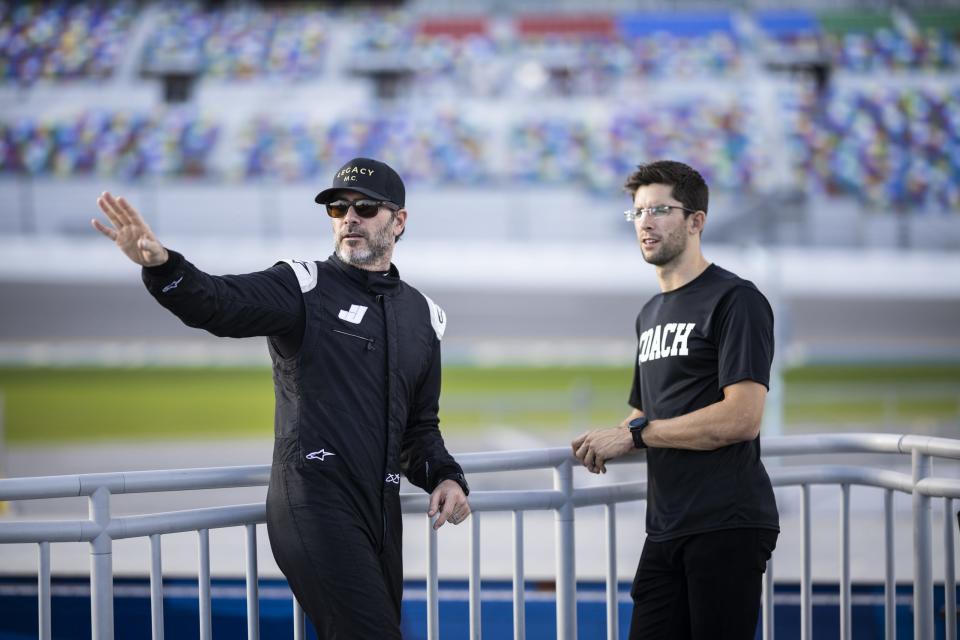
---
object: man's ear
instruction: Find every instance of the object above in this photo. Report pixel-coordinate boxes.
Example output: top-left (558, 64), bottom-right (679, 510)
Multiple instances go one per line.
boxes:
top-left (688, 210), bottom-right (706, 235)
top-left (394, 208), bottom-right (407, 236)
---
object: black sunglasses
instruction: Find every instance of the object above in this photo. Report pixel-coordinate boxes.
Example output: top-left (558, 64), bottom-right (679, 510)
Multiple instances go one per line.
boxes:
top-left (325, 199), bottom-right (399, 219)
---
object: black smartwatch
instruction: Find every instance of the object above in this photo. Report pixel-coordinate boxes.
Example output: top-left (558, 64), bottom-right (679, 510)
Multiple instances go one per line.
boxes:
top-left (628, 416), bottom-right (649, 449)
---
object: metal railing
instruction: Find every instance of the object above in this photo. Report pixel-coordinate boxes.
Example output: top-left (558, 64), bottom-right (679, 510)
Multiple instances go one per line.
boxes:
top-left (1, 433), bottom-right (959, 640)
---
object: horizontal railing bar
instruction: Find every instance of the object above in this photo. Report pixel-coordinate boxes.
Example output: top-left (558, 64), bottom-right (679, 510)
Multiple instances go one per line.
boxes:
top-left (109, 504), bottom-right (266, 539)
top-left (402, 490), bottom-right (565, 513)
top-left (0, 520), bottom-right (93, 544)
top-left (116, 466), bottom-right (271, 494)
top-left (0, 476), bottom-right (82, 501)
top-left (3, 464), bottom-right (937, 544)
top-left (899, 435), bottom-right (960, 460)
top-left (763, 434), bottom-right (905, 457)
top-left (458, 448), bottom-right (573, 473)
top-left (0, 466), bottom-right (271, 501)
top-left (572, 483), bottom-right (646, 507)
top-left (769, 466), bottom-right (914, 493)
top-left (915, 477), bottom-right (960, 499)
top-left (3, 434), bottom-right (957, 504)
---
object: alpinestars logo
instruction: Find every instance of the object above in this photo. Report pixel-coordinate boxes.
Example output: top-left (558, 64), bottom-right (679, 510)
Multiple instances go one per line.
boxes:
top-left (385, 473), bottom-right (401, 484)
top-left (292, 260), bottom-right (311, 274)
top-left (306, 449), bottom-right (336, 461)
top-left (162, 276), bottom-right (183, 293)
top-left (338, 305), bottom-right (368, 324)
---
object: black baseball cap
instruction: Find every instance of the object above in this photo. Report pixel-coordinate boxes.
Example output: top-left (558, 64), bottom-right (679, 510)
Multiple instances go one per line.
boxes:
top-left (314, 157), bottom-right (406, 208)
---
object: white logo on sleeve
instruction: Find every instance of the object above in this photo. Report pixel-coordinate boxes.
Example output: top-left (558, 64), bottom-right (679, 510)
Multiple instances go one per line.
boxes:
top-left (638, 322), bottom-right (696, 363)
top-left (421, 293), bottom-right (447, 340)
top-left (161, 276), bottom-right (183, 293)
top-left (306, 449), bottom-right (336, 461)
top-left (280, 259), bottom-right (318, 292)
top-left (385, 473), bottom-right (401, 484)
top-left (338, 305), bottom-right (368, 324)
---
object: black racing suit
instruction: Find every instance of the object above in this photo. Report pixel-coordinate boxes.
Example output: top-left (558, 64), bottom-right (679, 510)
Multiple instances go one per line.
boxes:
top-left (142, 251), bottom-right (466, 639)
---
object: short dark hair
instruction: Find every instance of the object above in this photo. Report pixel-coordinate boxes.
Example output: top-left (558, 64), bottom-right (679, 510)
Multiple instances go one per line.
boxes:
top-left (624, 160), bottom-right (709, 215)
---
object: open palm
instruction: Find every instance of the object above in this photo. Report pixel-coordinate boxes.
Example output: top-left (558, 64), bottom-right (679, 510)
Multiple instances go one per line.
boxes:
top-left (92, 192), bottom-right (168, 267)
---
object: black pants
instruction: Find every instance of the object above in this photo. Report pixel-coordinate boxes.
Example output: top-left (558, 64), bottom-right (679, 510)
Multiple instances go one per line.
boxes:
top-left (629, 527), bottom-right (778, 640)
top-left (266, 464), bottom-right (404, 639)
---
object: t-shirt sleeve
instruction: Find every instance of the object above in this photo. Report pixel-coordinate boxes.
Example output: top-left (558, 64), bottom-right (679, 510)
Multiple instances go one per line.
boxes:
top-left (715, 285), bottom-right (774, 390)
top-left (628, 346), bottom-right (643, 410)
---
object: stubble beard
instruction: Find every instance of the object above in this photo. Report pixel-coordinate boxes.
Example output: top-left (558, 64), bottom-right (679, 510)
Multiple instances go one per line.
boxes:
top-left (335, 217), bottom-right (395, 268)
top-left (641, 227), bottom-right (687, 267)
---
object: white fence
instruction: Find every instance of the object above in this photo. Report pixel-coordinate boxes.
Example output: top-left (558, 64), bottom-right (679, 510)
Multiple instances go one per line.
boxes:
top-left (1, 433), bottom-right (959, 640)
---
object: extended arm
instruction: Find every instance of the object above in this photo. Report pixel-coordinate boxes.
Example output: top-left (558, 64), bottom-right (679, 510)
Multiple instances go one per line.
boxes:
top-left (571, 380), bottom-right (766, 473)
top-left (93, 192), bottom-right (304, 343)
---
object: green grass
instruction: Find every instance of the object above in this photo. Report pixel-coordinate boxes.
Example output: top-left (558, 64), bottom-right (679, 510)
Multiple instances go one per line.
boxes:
top-left (0, 368), bottom-right (275, 443)
top-left (0, 365), bottom-right (957, 444)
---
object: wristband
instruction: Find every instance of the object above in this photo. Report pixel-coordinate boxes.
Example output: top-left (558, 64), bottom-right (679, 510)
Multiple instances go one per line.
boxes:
top-left (440, 472), bottom-right (470, 496)
top-left (628, 417), bottom-right (649, 449)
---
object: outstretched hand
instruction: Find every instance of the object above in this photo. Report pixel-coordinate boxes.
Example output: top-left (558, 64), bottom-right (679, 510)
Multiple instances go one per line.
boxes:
top-left (428, 479), bottom-right (471, 530)
top-left (92, 192), bottom-right (168, 267)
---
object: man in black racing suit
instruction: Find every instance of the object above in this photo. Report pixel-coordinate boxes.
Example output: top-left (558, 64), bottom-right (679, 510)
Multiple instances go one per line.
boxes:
top-left (92, 157), bottom-right (471, 638)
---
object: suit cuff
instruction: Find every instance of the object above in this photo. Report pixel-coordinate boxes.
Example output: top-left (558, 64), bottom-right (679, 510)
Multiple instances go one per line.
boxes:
top-left (433, 467), bottom-right (469, 496)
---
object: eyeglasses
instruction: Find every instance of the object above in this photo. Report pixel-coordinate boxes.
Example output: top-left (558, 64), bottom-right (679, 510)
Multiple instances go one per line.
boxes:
top-left (325, 199), bottom-right (399, 219)
top-left (623, 204), bottom-right (698, 222)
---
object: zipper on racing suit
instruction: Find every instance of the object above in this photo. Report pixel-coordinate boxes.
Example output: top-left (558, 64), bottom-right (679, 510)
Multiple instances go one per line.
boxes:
top-left (331, 329), bottom-right (376, 350)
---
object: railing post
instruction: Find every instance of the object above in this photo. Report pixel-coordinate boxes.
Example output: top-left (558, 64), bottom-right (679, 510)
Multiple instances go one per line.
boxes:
top-left (883, 490), bottom-right (895, 640)
top-left (38, 541), bottom-right (51, 640)
top-left (605, 504), bottom-right (617, 640)
top-left (762, 556), bottom-right (774, 640)
top-left (293, 597), bottom-right (305, 640)
top-left (470, 512), bottom-right (482, 639)
top-left (89, 485), bottom-right (114, 640)
top-left (245, 524), bottom-right (260, 640)
top-left (149, 534), bottom-right (164, 640)
top-left (427, 517), bottom-right (439, 640)
top-left (912, 449), bottom-right (934, 640)
top-left (944, 498), bottom-right (956, 640)
top-left (513, 510), bottom-right (526, 640)
top-left (553, 459), bottom-right (576, 640)
top-left (840, 484), bottom-right (851, 640)
top-left (801, 484), bottom-right (812, 640)
top-left (198, 529), bottom-right (212, 640)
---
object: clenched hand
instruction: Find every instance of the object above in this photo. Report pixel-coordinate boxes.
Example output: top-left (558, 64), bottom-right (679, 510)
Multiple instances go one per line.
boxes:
top-left (571, 426), bottom-right (633, 474)
top-left (92, 192), bottom-right (168, 267)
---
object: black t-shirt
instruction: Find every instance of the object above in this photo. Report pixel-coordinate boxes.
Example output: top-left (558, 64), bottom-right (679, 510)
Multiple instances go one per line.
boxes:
top-left (629, 264), bottom-right (780, 541)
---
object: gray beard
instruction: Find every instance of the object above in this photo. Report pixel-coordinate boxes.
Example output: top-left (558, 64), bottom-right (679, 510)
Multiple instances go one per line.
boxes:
top-left (335, 224), bottom-right (394, 268)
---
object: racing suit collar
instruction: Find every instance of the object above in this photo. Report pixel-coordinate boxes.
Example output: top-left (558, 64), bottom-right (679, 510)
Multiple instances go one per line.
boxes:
top-left (329, 253), bottom-right (401, 295)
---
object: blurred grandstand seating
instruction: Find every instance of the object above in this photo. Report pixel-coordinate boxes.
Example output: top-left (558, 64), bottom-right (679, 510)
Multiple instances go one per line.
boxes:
top-left (141, 3), bottom-right (330, 79)
top-left (0, 1), bottom-right (136, 84)
top-left (820, 10), bottom-right (957, 71)
top-left (785, 85), bottom-right (960, 211)
top-left (0, 1), bottom-right (958, 225)
top-left (0, 108), bottom-right (219, 178)
top-left (236, 111), bottom-right (487, 183)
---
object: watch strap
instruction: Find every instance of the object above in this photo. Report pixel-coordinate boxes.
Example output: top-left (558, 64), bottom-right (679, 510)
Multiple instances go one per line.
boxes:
top-left (628, 417), bottom-right (649, 449)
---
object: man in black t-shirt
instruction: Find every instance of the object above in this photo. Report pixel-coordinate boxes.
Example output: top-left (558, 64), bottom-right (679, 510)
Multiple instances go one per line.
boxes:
top-left (572, 160), bottom-right (779, 640)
